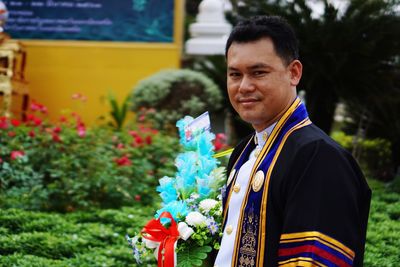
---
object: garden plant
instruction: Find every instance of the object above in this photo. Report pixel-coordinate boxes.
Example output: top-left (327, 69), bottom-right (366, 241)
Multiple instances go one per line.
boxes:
top-left (0, 99), bottom-right (399, 266)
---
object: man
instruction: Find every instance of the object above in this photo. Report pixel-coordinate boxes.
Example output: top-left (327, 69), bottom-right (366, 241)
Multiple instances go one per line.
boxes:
top-left (214, 16), bottom-right (371, 267)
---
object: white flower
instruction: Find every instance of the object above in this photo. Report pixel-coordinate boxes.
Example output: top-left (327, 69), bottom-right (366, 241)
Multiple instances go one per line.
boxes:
top-left (190, 193), bottom-right (200, 200)
top-left (185, 211), bottom-right (207, 227)
top-left (199, 199), bottom-right (218, 213)
top-left (178, 222), bottom-right (194, 240)
top-left (142, 237), bottom-right (158, 249)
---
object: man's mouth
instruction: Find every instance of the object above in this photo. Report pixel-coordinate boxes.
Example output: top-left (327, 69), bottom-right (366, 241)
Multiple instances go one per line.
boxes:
top-left (238, 97), bottom-right (259, 104)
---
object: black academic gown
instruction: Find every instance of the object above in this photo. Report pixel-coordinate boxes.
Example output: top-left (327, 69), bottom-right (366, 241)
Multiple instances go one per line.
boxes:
top-left (223, 123), bottom-right (371, 267)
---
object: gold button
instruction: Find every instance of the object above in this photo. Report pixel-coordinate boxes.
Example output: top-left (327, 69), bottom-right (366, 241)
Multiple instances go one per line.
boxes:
top-left (254, 148), bottom-right (261, 158)
top-left (226, 225), bottom-right (233, 235)
top-left (262, 132), bottom-right (268, 142)
top-left (233, 184), bottom-right (240, 193)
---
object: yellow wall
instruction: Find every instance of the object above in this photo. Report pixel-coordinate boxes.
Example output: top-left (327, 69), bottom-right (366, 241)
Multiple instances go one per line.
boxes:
top-left (15, 0), bottom-right (184, 125)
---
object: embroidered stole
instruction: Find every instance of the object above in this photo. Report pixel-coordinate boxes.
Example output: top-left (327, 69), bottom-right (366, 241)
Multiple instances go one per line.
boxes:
top-left (222, 98), bottom-right (311, 267)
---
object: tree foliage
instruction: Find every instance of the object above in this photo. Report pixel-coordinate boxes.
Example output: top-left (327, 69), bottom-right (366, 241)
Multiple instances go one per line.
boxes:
top-left (188, 0), bottom-right (400, 173)
top-left (229, 0), bottom-right (400, 132)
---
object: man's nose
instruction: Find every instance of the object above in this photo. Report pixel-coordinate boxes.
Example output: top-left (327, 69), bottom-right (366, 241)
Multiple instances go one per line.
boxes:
top-left (238, 76), bottom-right (256, 93)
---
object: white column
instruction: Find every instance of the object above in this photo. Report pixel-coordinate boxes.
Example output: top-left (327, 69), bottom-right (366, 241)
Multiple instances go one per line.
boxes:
top-left (185, 0), bottom-right (232, 55)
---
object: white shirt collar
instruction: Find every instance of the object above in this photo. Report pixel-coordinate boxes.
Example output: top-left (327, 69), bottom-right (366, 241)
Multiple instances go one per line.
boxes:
top-left (254, 122), bottom-right (277, 148)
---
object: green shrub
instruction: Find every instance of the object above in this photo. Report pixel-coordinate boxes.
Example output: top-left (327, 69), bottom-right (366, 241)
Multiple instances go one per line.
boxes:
top-left (1, 182), bottom-right (399, 267)
top-left (131, 69), bottom-right (223, 131)
top-left (0, 206), bottom-right (156, 266)
top-left (331, 131), bottom-right (392, 180)
top-left (0, 110), bottom-right (178, 211)
top-left (0, 254), bottom-right (64, 267)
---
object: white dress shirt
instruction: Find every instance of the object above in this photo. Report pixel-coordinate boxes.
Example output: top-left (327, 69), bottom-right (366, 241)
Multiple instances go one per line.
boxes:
top-left (214, 123), bottom-right (276, 267)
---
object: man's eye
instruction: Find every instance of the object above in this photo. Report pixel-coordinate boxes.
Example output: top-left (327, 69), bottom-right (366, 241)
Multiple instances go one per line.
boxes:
top-left (254, 71), bottom-right (267, 76)
top-left (229, 72), bottom-right (241, 78)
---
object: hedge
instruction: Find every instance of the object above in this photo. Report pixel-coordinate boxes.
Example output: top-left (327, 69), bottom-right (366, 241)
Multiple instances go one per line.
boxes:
top-left (0, 179), bottom-right (399, 266)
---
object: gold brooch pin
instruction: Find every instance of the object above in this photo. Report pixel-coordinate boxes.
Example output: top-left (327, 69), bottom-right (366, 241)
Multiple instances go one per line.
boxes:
top-left (252, 170), bottom-right (265, 192)
top-left (233, 183), bottom-right (241, 193)
top-left (262, 132), bottom-right (268, 142)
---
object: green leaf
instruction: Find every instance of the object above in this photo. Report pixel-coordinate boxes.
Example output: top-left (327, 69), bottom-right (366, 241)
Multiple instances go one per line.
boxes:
top-left (177, 245), bottom-right (212, 267)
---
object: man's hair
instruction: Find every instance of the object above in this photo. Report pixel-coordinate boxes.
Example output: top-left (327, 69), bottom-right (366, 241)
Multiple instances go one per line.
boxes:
top-left (225, 16), bottom-right (299, 65)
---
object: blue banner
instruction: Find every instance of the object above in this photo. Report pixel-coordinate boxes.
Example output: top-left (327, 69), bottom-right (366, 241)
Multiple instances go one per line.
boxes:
top-left (3, 0), bottom-right (174, 42)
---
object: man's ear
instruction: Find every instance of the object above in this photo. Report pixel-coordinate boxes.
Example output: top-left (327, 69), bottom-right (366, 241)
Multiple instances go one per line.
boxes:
top-left (289, 60), bottom-right (302, 86)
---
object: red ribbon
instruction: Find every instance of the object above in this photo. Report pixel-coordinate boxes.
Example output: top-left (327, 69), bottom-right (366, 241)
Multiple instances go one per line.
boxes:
top-left (141, 212), bottom-right (180, 267)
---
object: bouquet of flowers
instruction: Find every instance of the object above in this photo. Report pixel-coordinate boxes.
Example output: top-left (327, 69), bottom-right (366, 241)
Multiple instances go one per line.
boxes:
top-left (126, 114), bottom-right (227, 267)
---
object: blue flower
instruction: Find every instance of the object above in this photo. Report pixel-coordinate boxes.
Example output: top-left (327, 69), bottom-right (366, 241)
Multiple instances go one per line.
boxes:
top-left (206, 218), bottom-right (219, 235)
top-left (126, 235), bottom-right (142, 264)
top-left (197, 174), bottom-right (212, 198)
top-left (198, 156), bottom-right (217, 177)
top-left (156, 176), bottom-right (177, 205)
top-left (197, 131), bottom-right (215, 156)
top-left (175, 152), bottom-right (198, 184)
top-left (156, 200), bottom-right (189, 221)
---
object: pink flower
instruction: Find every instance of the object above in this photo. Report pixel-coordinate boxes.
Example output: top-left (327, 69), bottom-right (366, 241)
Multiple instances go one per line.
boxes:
top-left (8, 131), bottom-right (16, 137)
top-left (52, 134), bottom-right (61, 142)
top-left (115, 155), bottom-right (131, 166)
top-left (30, 102), bottom-right (40, 111)
top-left (71, 93), bottom-right (81, 100)
top-left (138, 115), bottom-right (146, 122)
top-left (10, 119), bottom-right (20, 127)
top-left (53, 127), bottom-right (62, 134)
top-left (33, 118), bottom-right (42, 126)
top-left (30, 101), bottom-right (47, 114)
top-left (145, 135), bottom-right (152, 145)
top-left (214, 133), bottom-right (228, 151)
top-left (59, 116), bottom-right (68, 123)
top-left (71, 93), bottom-right (87, 102)
top-left (26, 114), bottom-right (42, 127)
top-left (76, 120), bottom-right (86, 137)
top-left (0, 116), bottom-right (8, 129)
top-left (116, 143), bottom-right (125, 149)
top-left (28, 130), bottom-right (35, 138)
top-left (77, 126), bottom-right (86, 137)
top-left (11, 151), bottom-right (25, 160)
top-left (216, 133), bottom-right (227, 140)
top-left (135, 136), bottom-right (143, 145)
top-left (26, 114), bottom-right (34, 121)
top-left (129, 130), bottom-right (138, 137)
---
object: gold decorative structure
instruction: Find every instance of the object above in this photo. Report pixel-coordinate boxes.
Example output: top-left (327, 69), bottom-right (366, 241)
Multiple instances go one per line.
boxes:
top-left (0, 40), bottom-right (29, 118)
top-left (0, 1), bottom-right (29, 119)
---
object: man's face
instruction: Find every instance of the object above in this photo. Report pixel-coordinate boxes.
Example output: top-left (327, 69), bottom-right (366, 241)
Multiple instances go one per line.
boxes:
top-left (226, 38), bottom-right (302, 132)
